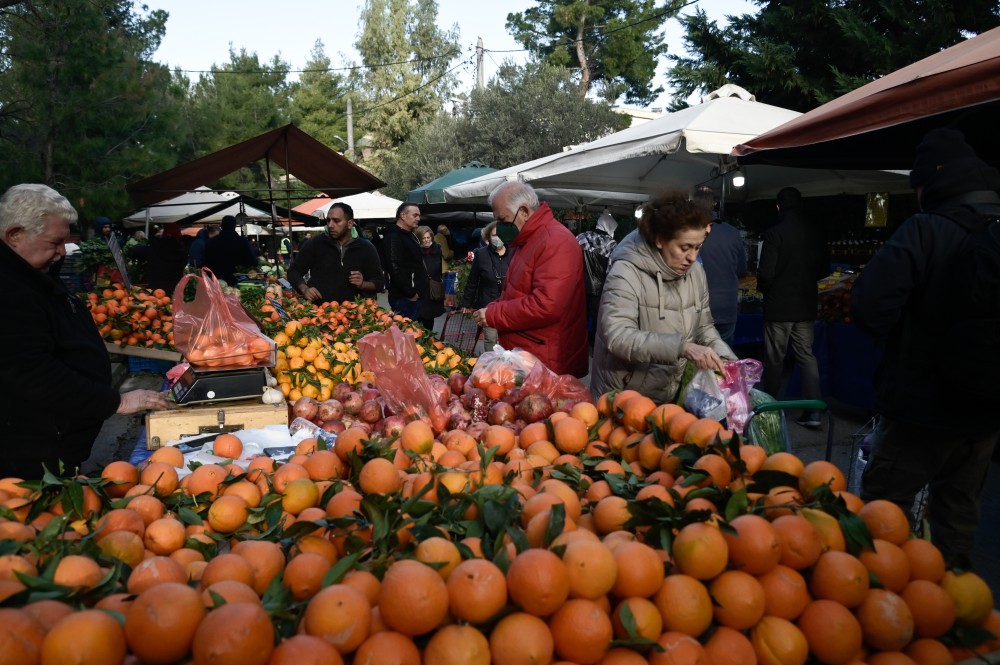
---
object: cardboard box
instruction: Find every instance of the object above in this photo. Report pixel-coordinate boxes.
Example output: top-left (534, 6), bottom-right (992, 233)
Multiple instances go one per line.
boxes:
top-left (146, 398), bottom-right (288, 449)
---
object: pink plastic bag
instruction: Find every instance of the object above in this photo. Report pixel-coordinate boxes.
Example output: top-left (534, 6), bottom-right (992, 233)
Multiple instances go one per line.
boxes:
top-left (357, 326), bottom-right (450, 433)
top-left (719, 358), bottom-right (763, 434)
top-left (171, 269), bottom-right (275, 369)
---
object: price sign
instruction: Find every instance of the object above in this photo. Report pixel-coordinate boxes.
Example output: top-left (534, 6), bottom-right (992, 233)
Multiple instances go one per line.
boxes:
top-left (266, 295), bottom-right (290, 321)
top-left (106, 234), bottom-right (132, 290)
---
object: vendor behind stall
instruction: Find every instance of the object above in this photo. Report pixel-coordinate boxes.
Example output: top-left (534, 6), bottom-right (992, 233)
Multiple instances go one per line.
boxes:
top-left (0, 184), bottom-right (171, 480)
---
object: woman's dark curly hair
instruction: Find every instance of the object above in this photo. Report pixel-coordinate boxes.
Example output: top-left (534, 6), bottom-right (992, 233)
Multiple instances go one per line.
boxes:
top-left (638, 191), bottom-right (710, 245)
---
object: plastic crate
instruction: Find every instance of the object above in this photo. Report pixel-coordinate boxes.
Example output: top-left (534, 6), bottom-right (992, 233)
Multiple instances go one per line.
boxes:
top-left (439, 311), bottom-right (481, 355)
top-left (128, 357), bottom-right (176, 374)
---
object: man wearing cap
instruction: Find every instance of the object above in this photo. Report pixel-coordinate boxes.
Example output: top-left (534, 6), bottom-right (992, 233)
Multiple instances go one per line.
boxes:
top-left (852, 128), bottom-right (1000, 568)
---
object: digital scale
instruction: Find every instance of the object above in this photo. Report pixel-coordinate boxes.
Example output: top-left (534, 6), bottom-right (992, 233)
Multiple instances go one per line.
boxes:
top-left (170, 366), bottom-right (270, 405)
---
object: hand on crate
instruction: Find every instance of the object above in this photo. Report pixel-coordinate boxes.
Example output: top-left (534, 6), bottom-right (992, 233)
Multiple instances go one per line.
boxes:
top-left (117, 389), bottom-right (173, 415)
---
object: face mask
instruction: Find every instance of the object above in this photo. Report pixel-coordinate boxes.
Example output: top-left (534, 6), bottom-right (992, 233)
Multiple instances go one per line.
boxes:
top-left (489, 236), bottom-right (503, 249)
top-left (495, 221), bottom-right (519, 245)
top-left (421, 239), bottom-right (433, 248)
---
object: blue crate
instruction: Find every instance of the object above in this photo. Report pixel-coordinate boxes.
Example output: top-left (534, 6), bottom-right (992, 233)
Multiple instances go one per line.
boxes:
top-left (128, 356), bottom-right (175, 374)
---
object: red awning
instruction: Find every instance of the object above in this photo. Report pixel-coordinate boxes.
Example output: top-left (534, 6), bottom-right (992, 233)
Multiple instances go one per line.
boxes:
top-left (733, 27), bottom-right (1000, 170)
top-left (127, 125), bottom-right (386, 207)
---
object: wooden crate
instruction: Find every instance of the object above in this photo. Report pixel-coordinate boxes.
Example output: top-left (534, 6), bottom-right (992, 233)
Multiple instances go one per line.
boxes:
top-left (146, 398), bottom-right (288, 449)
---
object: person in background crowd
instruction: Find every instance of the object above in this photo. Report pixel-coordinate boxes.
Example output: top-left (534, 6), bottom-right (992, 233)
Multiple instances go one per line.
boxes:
top-left (434, 224), bottom-right (455, 272)
top-left (132, 230), bottom-right (147, 244)
top-left (852, 128), bottom-right (1000, 569)
top-left (577, 209), bottom-right (619, 346)
top-left (0, 184), bottom-right (171, 479)
top-left (416, 225), bottom-right (445, 331)
top-left (129, 224), bottom-right (187, 295)
top-left (472, 182), bottom-right (589, 377)
top-left (279, 234), bottom-right (292, 265)
top-left (590, 191), bottom-right (735, 404)
top-left (288, 202), bottom-right (383, 304)
top-left (693, 186), bottom-right (747, 348)
top-left (757, 186), bottom-right (829, 429)
top-left (461, 222), bottom-right (511, 351)
top-left (188, 226), bottom-right (219, 268)
top-left (94, 216), bottom-right (121, 243)
top-left (384, 203), bottom-right (428, 320)
top-left (205, 214), bottom-right (257, 285)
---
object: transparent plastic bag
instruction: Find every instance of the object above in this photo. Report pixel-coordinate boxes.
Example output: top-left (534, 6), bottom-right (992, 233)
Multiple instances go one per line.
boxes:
top-left (746, 388), bottom-right (790, 455)
top-left (471, 345), bottom-right (592, 404)
top-left (719, 358), bottom-right (763, 435)
top-left (682, 369), bottom-right (727, 421)
top-left (357, 326), bottom-right (449, 433)
top-left (171, 268), bottom-right (275, 369)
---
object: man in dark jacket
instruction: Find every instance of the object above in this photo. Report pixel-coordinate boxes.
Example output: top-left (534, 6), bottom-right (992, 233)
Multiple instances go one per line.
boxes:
top-left (757, 187), bottom-right (829, 427)
top-left (694, 186), bottom-right (747, 348)
top-left (288, 202), bottom-right (384, 303)
top-left (130, 223), bottom-right (187, 295)
top-left (188, 226), bottom-right (219, 268)
top-left (205, 215), bottom-right (256, 284)
top-left (852, 128), bottom-right (1000, 567)
top-left (473, 182), bottom-right (589, 377)
top-left (383, 203), bottom-right (428, 320)
top-left (0, 184), bottom-right (170, 479)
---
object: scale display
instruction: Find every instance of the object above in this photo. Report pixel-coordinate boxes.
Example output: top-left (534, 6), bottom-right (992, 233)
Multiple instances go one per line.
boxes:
top-left (171, 366), bottom-right (269, 405)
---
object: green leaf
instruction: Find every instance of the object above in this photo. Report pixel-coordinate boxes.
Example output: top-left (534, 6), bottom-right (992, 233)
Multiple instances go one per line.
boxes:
top-left (321, 552), bottom-right (361, 588)
top-left (540, 502), bottom-right (566, 548)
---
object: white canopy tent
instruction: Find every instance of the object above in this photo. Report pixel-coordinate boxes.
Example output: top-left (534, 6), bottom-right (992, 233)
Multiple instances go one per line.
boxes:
top-left (122, 187), bottom-right (273, 227)
top-left (444, 85), bottom-right (910, 208)
top-left (298, 191), bottom-right (404, 221)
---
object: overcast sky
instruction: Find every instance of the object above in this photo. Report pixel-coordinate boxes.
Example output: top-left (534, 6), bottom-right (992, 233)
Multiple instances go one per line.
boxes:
top-left (150, 0), bottom-right (754, 109)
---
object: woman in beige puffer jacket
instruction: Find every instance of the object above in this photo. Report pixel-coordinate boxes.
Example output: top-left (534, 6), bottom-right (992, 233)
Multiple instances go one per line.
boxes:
top-left (590, 192), bottom-right (736, 404)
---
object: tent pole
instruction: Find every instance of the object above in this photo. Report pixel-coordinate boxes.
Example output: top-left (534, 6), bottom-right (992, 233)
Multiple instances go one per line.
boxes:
top-left (264, 156), bottom-right (279, 273)
top-left (282, 134), bottom-right (292, 266)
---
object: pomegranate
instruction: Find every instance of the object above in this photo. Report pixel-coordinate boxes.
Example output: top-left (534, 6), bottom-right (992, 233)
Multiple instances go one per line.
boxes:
top-left (359, 400), bottom-right (383, 424)
top-left (331, 382), bottom-right (354, 402)
top-left (381, 415), bottom-right (407, 439)
top-left (291, 396), bottom-right (319, 421)
top-left (320, 420), bottom-right (346, 435)
top-left (501, 386), bottom-right (525, 405)
top-left (487, 401), bottom-right (516, 425)
top-left (447, 373), bottom-right (468, 396)
top-left (317, 399), bottom-right (344, 422)
top-left (460, 387), bottom-right (487, 411)
top-left (362, 388), bottom-right (381, 403)
top-left (517, 393), bottom-right (554, 423)
top-left (341, 392), bottom-right (363, 415)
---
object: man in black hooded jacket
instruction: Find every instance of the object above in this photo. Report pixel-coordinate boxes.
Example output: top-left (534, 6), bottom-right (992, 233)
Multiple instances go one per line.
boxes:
top-left (852, 128), bottom-right (1000, 568)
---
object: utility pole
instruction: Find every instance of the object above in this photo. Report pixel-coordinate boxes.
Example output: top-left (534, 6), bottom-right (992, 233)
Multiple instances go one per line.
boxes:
top-left (346, 96), bottom-right (355, 157)
top-left (476, 37), bottom-right (484, 90)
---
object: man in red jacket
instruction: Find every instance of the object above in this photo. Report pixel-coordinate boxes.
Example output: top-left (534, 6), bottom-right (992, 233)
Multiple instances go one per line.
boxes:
top-left (472, 182), bottom-right (589, 377)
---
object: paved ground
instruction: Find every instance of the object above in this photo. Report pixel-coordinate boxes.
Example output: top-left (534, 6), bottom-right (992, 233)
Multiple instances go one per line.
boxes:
top-left (90, 306), bottom-right (998, 605)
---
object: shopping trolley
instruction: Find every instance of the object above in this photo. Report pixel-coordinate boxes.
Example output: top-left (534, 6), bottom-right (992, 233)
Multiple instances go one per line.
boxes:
top-left (744, 397), bottom-right (836, 461)
top-left (439, 310), bottom-right (482, 355)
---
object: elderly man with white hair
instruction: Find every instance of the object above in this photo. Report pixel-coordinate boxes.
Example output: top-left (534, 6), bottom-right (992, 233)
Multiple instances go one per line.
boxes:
top-left (471, 182), bottom-right (589, 377)
top-left (0, 184), bottom-right (170, 479)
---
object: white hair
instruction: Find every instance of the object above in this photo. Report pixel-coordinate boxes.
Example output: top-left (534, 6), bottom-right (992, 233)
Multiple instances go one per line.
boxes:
top-left (0, 184), bottom-right (78, 237)
top-left (487, 181), bottom-right (539, 213)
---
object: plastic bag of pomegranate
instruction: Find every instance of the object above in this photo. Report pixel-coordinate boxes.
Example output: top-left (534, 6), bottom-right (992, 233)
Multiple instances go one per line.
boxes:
top-left (356, 326), bottom-right (449, 433)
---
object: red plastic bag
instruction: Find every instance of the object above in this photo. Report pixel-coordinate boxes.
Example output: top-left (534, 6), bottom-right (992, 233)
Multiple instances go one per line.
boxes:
top-left (470, 346), bottom-right (592, 405)
top-left (720, 358), bottom-right (764, 434)
top-left (171, 268), bottom-right (275, 369)
top-left (357, 326), bottom-right (450, 433)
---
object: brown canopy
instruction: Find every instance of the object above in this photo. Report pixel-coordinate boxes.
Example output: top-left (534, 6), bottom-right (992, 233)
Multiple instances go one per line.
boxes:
top-left (733, 26), bottom-right (1000, 170)
top-left (126, 124), bottom-right (386, 206)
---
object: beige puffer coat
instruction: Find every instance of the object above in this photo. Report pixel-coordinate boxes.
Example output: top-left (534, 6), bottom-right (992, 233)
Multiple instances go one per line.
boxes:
top-left (590, 230), bottom-right (735, 404)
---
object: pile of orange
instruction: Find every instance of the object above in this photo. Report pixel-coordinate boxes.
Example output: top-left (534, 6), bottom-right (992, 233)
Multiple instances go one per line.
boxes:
top-left (84, 283), bottom-right (175, 350)
top-left (0, 388), bottom-right (996, 665)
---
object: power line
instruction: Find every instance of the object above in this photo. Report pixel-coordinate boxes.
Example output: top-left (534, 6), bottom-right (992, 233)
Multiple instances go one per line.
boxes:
top-left (169, 49), bottom-right (464, 76)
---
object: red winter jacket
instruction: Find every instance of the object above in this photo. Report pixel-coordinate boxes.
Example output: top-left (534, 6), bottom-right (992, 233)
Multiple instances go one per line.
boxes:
top-left (486, 203), bottom-right (589, 377)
